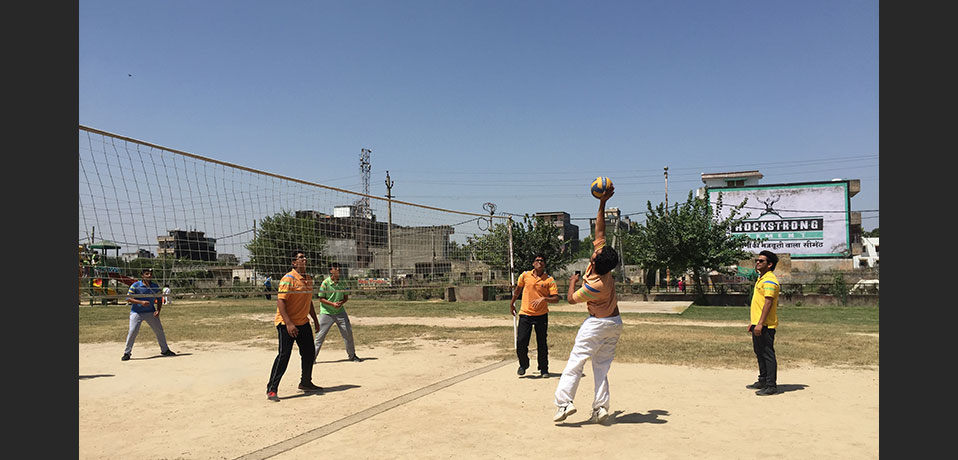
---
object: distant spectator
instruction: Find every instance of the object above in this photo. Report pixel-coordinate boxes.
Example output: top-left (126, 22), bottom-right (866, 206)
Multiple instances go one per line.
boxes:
top-left (264, 276), bottom-right (273, 300)
top-left (162, 284), bottom-right (172, 304)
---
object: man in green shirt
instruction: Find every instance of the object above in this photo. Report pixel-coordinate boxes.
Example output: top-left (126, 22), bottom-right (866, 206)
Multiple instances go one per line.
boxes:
top-left (313, 262), bottom-right (363, 362)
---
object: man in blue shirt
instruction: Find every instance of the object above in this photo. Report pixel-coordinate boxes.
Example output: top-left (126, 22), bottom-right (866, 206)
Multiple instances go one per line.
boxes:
top-left (122, 268), bottom-right (176, 361)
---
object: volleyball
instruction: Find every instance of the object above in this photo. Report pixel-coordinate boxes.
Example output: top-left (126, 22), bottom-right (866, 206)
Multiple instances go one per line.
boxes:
top-left (590, 177), bottom-right (612, 199)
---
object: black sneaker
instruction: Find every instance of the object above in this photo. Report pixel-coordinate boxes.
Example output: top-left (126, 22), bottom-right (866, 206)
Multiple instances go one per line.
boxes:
top-left (539, 370), bottom-right (550, 378)
top-left (298, 382), bottom-right (323, 393)
top-left (756, 386), bottom-right (778, 396)
top-left (746, 381), bottom-right (766, 390)
top-left (517, 366), bottom-right (527, 376)
top-left (349, 355), bottom-right (364, 362)
top-left (267, 391), bottom-right (280, 401)
top-left (161, 350), bottom-right (177, 357)
top-left (121, 353), bottom-right (131, 361)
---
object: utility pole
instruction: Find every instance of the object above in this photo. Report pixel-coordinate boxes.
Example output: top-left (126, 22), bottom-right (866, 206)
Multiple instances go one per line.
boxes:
top-left (664, 166), bottom-right (669, 209)
top-left (664, 166), bottom-right (670, 291)
top-left (385, 171), bottom-right (395, 283)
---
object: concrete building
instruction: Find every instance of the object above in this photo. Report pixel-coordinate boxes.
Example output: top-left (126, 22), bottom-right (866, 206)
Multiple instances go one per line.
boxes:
top-left (534, 211), bottom-right (580, 253)
top-left (853, 237), bottom-right (879, 268)
top-left (157, 230), bottom-right (217, 261)
top-left (120, 248), bottom-right (154, 262)
top-left (588, 207), bottom-right (631, 237)
top-left (698, 170), bottom-right (764, 190)
top-left (295, 209), bottom-right (389, 268)
top-left (296, 209), bottom-right (458, 279)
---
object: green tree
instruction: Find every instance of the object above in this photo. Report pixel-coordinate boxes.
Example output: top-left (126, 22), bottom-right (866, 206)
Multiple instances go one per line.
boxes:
top-left (574, 234), bottom-right (595, 259)
top-left (447, 240), bottom-right (472, 261)
top-left (468, 215), bottom-right (577, 277)
top-left (624, 191), bottom-right (756, 302)
top-left (245, 210), bottom-right (328, 279)
top-left (864, 227), bottom-right (879, 237)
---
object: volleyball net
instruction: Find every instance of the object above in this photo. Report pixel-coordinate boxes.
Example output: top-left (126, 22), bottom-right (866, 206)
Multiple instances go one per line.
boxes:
top-left (78, 126), bottom-right (515, 303)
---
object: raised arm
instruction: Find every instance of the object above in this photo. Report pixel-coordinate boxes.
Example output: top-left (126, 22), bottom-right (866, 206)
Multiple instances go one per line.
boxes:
top-left (594, 184), bottom-right (615, 242)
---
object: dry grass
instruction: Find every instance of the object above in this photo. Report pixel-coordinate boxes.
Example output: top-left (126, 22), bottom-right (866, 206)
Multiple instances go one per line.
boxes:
top-left (78, 298), bottom-right (878, 369)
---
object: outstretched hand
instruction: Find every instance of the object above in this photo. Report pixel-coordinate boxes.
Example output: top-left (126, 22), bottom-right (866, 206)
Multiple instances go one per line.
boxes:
top-left (600, 184), bottom-right (615, 201)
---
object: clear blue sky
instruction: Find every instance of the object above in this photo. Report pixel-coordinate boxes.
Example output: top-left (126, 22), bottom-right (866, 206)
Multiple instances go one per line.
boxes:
top-left (79, 0), bottom-right (879, 237)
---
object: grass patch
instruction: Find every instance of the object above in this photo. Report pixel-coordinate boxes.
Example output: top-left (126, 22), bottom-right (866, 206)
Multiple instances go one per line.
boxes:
top-left (79, 299), bottom-right (878, 368)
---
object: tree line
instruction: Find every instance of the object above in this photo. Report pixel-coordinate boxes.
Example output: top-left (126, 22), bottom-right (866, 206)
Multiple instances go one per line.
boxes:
top-left (241, 193), bottom-right (757, 300)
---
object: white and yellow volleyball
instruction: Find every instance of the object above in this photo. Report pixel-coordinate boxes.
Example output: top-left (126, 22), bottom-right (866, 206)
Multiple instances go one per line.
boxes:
top-left (590, 177), bottom-right (613, 199)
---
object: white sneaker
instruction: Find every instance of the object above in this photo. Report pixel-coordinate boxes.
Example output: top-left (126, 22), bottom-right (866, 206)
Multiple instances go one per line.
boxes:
top-left (592, 406), bottom-right (610, 423)
top-left (553, 402), bottom-right (577, 422)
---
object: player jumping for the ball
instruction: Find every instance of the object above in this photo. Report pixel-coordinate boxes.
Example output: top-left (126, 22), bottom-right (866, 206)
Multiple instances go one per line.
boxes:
top-left (553, 182), bottom-right (622, 424)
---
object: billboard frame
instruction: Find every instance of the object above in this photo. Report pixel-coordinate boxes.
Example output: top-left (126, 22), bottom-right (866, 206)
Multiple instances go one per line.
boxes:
top-left (706, 180), bottom-right (852, 259)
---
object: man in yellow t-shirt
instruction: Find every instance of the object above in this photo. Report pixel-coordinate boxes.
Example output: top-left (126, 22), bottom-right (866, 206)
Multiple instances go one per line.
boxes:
top-left (747, 250), bottom-right (781, 396)
top-left (510, 254), bottom-right (559, 377)
top-left (554, 183), bottom-right (622, 424)
top-left (266, 250), bottom-right (322, 401)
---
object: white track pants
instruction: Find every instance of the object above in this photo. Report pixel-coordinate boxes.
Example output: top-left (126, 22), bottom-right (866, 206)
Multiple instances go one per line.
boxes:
top-left (554, 315), bottom-right (623, 410)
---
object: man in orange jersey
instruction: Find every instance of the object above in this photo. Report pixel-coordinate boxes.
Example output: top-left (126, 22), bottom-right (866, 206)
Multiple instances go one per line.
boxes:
top-left (266, 250), bottom-right (323, 401)
top-left (510, 253), bottom-right (559, 378)
top-left (553, 183), bottom-right (622, 424)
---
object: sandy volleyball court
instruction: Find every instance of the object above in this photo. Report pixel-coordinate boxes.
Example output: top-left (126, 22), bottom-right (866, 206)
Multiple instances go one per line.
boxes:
top-left (79, 333), bottom-right (878, 460)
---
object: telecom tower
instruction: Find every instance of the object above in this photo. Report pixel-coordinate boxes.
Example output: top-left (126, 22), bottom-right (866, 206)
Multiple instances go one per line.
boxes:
top-left (355, 148), bottom-right (372, 219)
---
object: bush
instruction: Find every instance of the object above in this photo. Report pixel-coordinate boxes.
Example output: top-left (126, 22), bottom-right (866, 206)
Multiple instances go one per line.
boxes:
top-left (828, 273), bottom-right (849, 306)
top-left (781, 283), bottom-right (803, 301)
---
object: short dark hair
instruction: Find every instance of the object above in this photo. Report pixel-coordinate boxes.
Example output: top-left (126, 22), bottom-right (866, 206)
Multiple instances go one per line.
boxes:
top-left (533, 253), bottom-right (546, 263)
top-left (330, 262), bottom-right (342, 270)
top-left (759, 250), bottom-right (779, 271)
top-left (142, 268), bottom-right (153, 274)
top-left (291, 249), bottom-right (306, 260)
top-left (594, 246), bottom-right (619, 275)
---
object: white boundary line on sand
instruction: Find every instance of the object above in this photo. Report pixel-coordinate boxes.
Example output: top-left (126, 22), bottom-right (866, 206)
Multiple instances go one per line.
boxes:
top-left (234, 358), bottom-right (514, 460)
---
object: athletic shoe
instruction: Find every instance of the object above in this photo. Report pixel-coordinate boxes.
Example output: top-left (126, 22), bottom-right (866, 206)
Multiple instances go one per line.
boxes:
top-left (267, 391), bottom-right (280, 401)
top-left (746, 381), bottom-right (766, 390)
top-left (756, 386), bottom-right (778, 396)
top-left (161, 350), bottom-right (177, 357)
top-left (298, 382), bottom-right (323, 393)
top-left (592, 406), bottom-right (610, 424)
top-left (517, 366), bottom-right (527, 376)
top-left (349, 355), bottom-right (364, 362)
top-left (121, 353), bottom-right (131, 361)
top-left (539, 370), bottom-right (550, 378)
top-left (553, 403), bottom-right (577, 422)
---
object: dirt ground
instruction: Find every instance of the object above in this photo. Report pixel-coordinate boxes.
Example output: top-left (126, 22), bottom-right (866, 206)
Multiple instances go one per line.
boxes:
top-left (79, 319), bottom-right (879, 460)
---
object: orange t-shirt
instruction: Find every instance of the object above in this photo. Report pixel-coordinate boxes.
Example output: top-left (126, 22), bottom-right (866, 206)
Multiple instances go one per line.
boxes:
top-left (517, 270), bottom-right (558, 316)
top-left (571, 238), bottom-right (619, 318)
top-left (274, 270), bottom-right (314, 326)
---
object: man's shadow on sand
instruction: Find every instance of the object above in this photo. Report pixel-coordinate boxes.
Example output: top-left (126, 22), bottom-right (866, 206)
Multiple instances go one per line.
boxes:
top-left (557, 384), bottom-right (809, 427)
top-left (746, 383), bottom-right (809, 395)
top-left (557, 409), bottom-right (670, 427)
top-left (273, 384), bottom-right (361, 401)
top-left (315, 357), bottom-right (379, 364)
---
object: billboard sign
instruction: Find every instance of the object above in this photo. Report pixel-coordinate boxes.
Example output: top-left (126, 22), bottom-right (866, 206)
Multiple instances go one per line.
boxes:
top-left (708, 181), bottom-right (851, 258)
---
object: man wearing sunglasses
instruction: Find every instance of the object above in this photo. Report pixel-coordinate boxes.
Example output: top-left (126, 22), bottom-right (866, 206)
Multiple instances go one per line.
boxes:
top-left (747, 250), bottom-right (781, 396)
top-left (510, 254), bottom-right (559, 378)
top-left (266, 250), bottom-right (323, 401)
